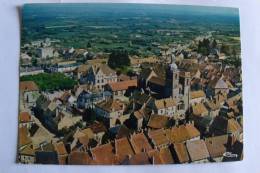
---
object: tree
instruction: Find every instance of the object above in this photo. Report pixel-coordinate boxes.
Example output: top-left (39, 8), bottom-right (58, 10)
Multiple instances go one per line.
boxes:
top-left (197, 39), bottom-right (211, 56)
top-left (212, 39), bottom-right (218, 49)
top-left (221, 43), bottom-right (231, 55)
top-left (31, 58), bottom-right (38, 66)
top-left (20, 73), bottom-right (77, 91)
top-left (108, 49), bottom-right (130, 69)
top-left (87, 42), bottom-right (92, 48)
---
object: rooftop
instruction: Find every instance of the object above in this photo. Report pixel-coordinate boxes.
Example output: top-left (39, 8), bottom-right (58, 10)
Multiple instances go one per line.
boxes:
top-left (186, 140), bottom-right (210, 162)
top-left (130, 133), bottom-right (153, 154)
top-left (107, 79), bottom-right (137, 92)
top-left (154, 98), bottom-right (176, 109)
top-left (20, 81), bottom-right (39, 92)
top-left (115, 137), bottom-right (135, 162)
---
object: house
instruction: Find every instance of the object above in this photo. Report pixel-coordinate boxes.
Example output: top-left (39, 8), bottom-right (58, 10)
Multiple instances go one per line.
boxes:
top-left (20, 67), bottom-right (44, 77)
top-left (130, 56), bottom-right (160, 71)
top-left (19, 112), bottom-right (34, 128)
top-left (205, 135), bottom-right (228, 162)
top-left (35, 95), bottom-right (60, 132)
top-left (122, 152), bottom-right (151, 165)
top-left (30, 125), bottom-right (55, 150)
top-left (68, 151), bottom-right (93, 165)
top-left (18, 127), bottom-right (34, 163)
top-left (148, 148), bottom-right (174, 164)
top-left (76, 85), bottom-right (112, 109)
top-left (118, 74), bottom-right (131, 81)
top-left (19, 145), bottom-right (35, 164)
top-left (147, 76), bottom-right (166, 98)
top-left (109, 124), bottom-right (131, 139)
top-left (57, 112), bottom-right (82, 131)
top-left (192, 103), bottom-right (209, 117)
top-left (128, 108), bottom-right (147, 130)
top-left (76, 64), bottom-right (91, 80)
top-left (71, 128), bottom-right (95, 151)
top-left (214, 92), bottom-right (227, 106)
top-left (115, 137), bottom-right (135, 163)
top-left (91, 143), bottom-right (118, 165)
top-left (130, 132), bottom-right (153, 154)
top-left (147, 114), bottom-right (169, 129)
top-left (35, 151), bottom-right (59, 164)
top-left (147, 98), bottom-right (177, 117)
top-left (193, 115), bottom-right (213, 135)
top-left (204, 100), bottom-right (221, 118)
top-left (20, 81), bottom-right (39, 107)
top-left (209, 115), bottom-right (228, 136)
top-left (105, 79), bottom-right (137, 97)
top-left (186, 140), bottom-right (210, 163)
top-left (209, 116), bottom-right (242, 143)
top-left (190, 90), bottom-right (206, 105)
top-left (165, 124), bottom-right (200, 143)
top-left (89, 122), bottom-right (107, 145)
top-left (54, 141), bottom-right (68, 164)
top-left (86, 58), bottom-right (108, 66)
top-left (227, 118), bottom-right (243, 143)
top-left (130, 91), bottom-right (151, 110)
top-left (173, 143), bottom-right (189, 163)
top-left (159, 147), bottom-right (174, 164)
top-left (82, 64), bottom-right (117, 89)
top-left (138, 65), bottom-right (169, 98)
top-left (148, 129), bottom-right (170, 149)
top-left (207, 78), bottom-right (229, 97)
top-left (36, 47), bottom-right (54, 59)
top-left (95, 99), bottom-right (129, 128)
top-left (18, 126), bottom-right (32, 150)
top-left (50, 61), bottom-right (79, 73)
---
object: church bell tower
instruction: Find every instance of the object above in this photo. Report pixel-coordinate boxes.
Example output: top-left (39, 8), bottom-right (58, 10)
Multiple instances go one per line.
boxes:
top-left (169, 51), bottom-right (179, 99)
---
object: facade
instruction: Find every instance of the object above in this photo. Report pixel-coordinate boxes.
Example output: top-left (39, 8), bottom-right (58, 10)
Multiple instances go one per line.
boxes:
top-left (82, 64), bottom-right (117, 89)
top-left (95, 99), bottom-right (129, 128)
top-left (20, 67), bottom-right (44, 77)
top-left (50, 61), bottom-right (80, 73)
top-left (105, 79), bottom-right (137, 97)
top-left (20, 81), bottom-right (40, 107)
top-left (147, 98), bottom-right (177, 117)
top-left (36, 47), bottom-right (54, 59)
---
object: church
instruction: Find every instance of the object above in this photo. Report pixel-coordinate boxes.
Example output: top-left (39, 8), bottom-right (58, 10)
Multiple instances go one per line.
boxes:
top-left (138, 50), bottom-right (191, 113)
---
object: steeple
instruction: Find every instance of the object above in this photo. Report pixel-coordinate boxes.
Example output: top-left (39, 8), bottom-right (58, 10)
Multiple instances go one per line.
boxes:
top-left (169, 48), bottom-right (178, 72)
top-left (169, 48), bottom-right (179, 99)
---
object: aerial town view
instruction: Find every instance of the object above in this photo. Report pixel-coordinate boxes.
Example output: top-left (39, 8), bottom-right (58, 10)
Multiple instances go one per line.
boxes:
top-left (18, 4), bottom-right (243, 165)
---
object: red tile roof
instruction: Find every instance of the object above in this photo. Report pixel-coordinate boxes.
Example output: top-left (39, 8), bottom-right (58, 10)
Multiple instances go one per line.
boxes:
top-left (130, 133), bottom-right (153, 154)
top-left (228, 118), bottom-right (242, 134)
top-left (174, 143), bottom-right (189, 163)
top-left (126, 152), bottom-right (150, 165)
top-left (19, 112), bottom-right (32, 123)
top-left (19, 126), bottom-right (32, 148)
top-left (68, 151), bottom-right (93, 165)
top-left (54, 142), bottom-right (67, 156)
top-left (96, 99), bottom-right (125, 113)
top-left (91, 143), bottom-right (118, 165)
top-left (20, 81), bottom-right (39, 92)
top-left (115, 137), bottom-right (135, 162)
top-left (107, 79), bottom-right (137, 92)
top-left (147, 115), bottom-right (169, 129)
top-left (205, 135), bottom-right (228, 158)
top-left (166, 124), bottom-right (200, 143)
top-left (148, 129), bottom-right (169, 147)
top-left (186, 140), bottom-right (210, 162)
